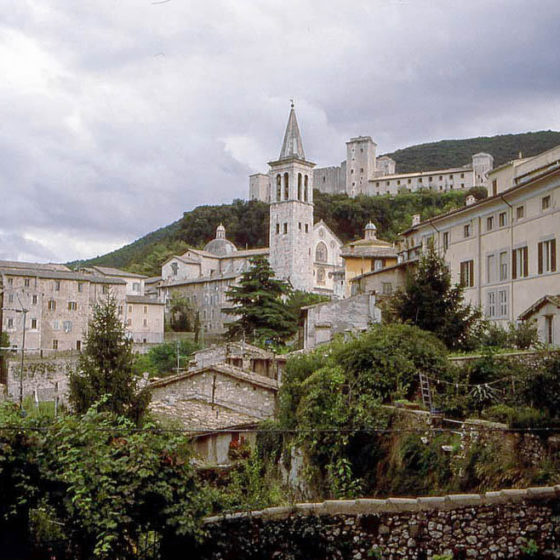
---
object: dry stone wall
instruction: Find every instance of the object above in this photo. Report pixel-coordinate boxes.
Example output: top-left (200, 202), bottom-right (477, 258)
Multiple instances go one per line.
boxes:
top-left (195, 487), bottom-right (560, 559)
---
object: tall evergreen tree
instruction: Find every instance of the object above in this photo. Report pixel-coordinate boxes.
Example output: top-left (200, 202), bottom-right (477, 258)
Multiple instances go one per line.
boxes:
top-left (390, 246), bottom-right (482, 349)
top-left (69, 296), bottom-right (150, 423)
top-left (223, 256), bottom-right (297, 344)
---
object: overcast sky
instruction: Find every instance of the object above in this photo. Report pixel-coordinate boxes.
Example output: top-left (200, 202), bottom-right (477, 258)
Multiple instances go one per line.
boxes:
top-left (2, 0), bottom-right (559, 263)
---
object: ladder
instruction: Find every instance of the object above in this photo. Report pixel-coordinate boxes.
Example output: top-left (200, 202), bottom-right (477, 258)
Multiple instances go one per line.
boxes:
top-left (419, 372), bottom-right (433, 412)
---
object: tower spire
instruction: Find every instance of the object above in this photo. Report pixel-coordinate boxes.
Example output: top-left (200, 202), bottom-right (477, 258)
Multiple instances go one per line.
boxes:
top-left (279, 102), bottom-right (305, 161)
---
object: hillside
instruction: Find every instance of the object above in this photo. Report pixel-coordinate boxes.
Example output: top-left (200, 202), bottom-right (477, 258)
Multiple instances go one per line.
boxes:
top-left (72, 130), bottom-right (560, 276)
top-left (385, 130), bottom-right (560, 172)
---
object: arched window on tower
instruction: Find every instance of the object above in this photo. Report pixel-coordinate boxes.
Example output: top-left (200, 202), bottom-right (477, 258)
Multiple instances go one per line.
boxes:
top-left (304, 175), bottom-right (309, 201)
top-left (298, 173), bottom-right (302, 200)
top-left (276, 175), bottom-right (281, 201)
top-left (284, 173), bottom-right (289, 200)
top-left (315, 241), bottom-right (328, 263)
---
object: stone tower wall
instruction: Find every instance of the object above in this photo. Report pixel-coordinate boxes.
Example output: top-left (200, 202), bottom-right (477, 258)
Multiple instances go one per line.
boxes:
top-left (346, 136), bottom-right (377, 196)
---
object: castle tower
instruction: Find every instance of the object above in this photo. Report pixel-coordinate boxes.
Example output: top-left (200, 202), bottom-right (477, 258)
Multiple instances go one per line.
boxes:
top-left (346, 136), bottom-right (377, 196)
top-left (268, 104), bottom-right (315, 291)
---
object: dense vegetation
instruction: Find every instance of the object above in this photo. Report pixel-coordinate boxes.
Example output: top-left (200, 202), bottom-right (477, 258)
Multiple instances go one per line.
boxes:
top-left (72, 130), bottom-right (560, 276)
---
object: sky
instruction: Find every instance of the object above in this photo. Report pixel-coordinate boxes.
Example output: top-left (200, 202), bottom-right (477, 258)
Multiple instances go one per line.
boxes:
top-left (1, 0), bottom-right (560, 263)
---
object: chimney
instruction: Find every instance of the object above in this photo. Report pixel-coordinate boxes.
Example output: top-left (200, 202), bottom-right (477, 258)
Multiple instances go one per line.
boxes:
top-left (412, 214), bottom-right (421, 226)
top-left (466, 195), bottom-right (476, 206)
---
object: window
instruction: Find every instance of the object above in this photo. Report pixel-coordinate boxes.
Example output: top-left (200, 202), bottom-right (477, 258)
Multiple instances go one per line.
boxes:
top-left (133, 282), bottom-right (140, 292)
top-left (486, 216), bottom-right (494, 231)
top-left (143, 319), bottom-right (148, 327)
top-left (7, 318), bottom-right (13, 329)
top-left (418, 178), bottom-right (422, 183)
top-left (68, 301), bottom-right (77, 311)
top-left (382, 282), bottom-right (392, 295)
top-left (463, 224), bottom-right (471, 238)
top-left (283, 173), bottom-right (289, 200)
top-left (78, 282), bottom-right (83, 292)
top-left (499, 212), bottom-right (507, 227)
top-left (32, 295), bottom-right (37, 305)
top-left (55, 281), bottom-right (60, 291)
top-left (8, 294), bottom-right (13, 303)
top-left (498, 289), bottom-right (508, 317)
top-left (316, 268), bottom-right (325, 285)
top-left (449, 174), bottom-right (454, 179)
top-left (492, 179), bottom-right (498, 196)
top-left (315, 242), bottom-right (328, 263)
top-left (397, 180), bottom-right (400, 185)
top-left (118, 306), bottom-right (123, 315)
top-left (276, 175), bottom-right (281, 201)
top-left (407, 179), bottom-right (411, 184)
top-left (24, 278), bottom-right (30, 288)
top-left (439, 176), bottom-right (443, 180)
top-left (76, 340), bottom-right (81, 351)
top-left (460, 173), bottom-right (464, 179)
top-left (512, 246), bottom-right (528, 279)
top-left (499, 251), bottom-right (508, 281)
top-left (516, 206), bottom-right (524, 220)
top-left (487, 254), bottom-right (495, 283)
top-left (538, 239), bottom-right (557, 274)
top-left (53, 320), bottom-right (59, 330)
top-left (143, 305), bottom-right (147, 314)
top-left (7, 278), bottom-right (13, 286)
top-left (542, 196), bottom-right (551, 210)
top-left (102, 285), bottom-right (109, 295)
top-left (305, 224), bottom-right (309, 233)
top-left (63, 321), bottom-right (72, 332)
top-left (52, 340), bottom-right (58, 350)
top-left (487, 291), bottom-right (496, 318)
top-left (276, 223), bottom-right (280, 235)
top-left (298, 222), bottom-right (302, 231)
top-left (283, 223), bottom-right (288, 234)
top-left (374, 259), bottom-right (383, 271)
top-left (460, 260), bottom-right (474, 287)
top-left (443, 231), bottom-right (449, 251)
top-left (545, 315), bottom-right (554, 345)
top-left (31, 318), bottom-right (37, 329)
top-left (126, 318), bottom-right (132, 326)
top-left (429, 176), bottom-right (433, 182)
top-left (48, 300), bottom-right (56, 311)
top-left (128, 305), bottom-right (133, 313)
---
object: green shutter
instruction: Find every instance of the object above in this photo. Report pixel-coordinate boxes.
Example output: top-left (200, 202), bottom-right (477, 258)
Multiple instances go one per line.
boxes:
top-left (538, 242), bottom-right (543, 274)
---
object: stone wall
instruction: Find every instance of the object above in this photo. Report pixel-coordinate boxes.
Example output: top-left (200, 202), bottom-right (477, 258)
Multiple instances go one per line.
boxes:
top-left (6, 353), bottom-right (78, 403)
top-left (196, 487), bottom-right (560, 559)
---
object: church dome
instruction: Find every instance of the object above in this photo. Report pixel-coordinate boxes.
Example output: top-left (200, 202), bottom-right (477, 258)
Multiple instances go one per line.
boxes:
top-left (203, 224), bottom-right (237, 256)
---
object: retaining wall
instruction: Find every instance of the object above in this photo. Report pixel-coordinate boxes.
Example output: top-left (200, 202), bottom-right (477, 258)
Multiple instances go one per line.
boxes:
top-left (197, 487), bottom-right (560, 559)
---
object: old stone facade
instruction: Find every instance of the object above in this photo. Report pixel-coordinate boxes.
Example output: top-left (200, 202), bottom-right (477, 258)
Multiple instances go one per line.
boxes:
top-left (302, 292), bottom-right (381, 350)
top-left (197, 487), bottom-right (560, 559)
top-left (0, 261), bottom-right (127, 352)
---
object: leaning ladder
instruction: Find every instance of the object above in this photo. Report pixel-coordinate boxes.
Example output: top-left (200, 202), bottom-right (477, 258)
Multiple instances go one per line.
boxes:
top-left (418, 372), bottom-right (433, 412)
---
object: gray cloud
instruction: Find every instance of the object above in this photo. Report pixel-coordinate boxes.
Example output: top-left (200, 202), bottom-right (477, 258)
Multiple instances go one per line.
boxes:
top-left (1, 0), bottom-right (559, 262)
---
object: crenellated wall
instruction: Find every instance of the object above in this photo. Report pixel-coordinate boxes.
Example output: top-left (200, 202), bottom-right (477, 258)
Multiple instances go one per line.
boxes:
top-left (195, 487), bottom-right (560, 559)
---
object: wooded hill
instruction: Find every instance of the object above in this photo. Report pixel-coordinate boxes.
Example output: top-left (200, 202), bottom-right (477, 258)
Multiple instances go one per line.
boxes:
top-left (71, 130), bottom-right (560, 276)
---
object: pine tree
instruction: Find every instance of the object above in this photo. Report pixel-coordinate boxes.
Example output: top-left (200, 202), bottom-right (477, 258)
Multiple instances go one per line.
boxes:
top-left (69, 296), bottom-right (150, 424)
top-left (223, 256), bottom-right (297, 344)
top-left (390, 246), bottom-right (482, 349)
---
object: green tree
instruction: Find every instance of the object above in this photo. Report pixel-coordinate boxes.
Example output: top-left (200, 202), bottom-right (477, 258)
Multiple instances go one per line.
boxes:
top-left (167, 293), bottom-right (193, 332)
top-left (223, 256), bottom-right (296, 344)
top-left (69, 296), bottom-right (150, 424)
top-left (389, 246), bottom-right (482, 349)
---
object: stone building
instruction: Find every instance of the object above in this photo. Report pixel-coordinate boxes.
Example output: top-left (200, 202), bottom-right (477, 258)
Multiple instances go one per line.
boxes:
top-left (0, 261), bottom-right (126, 352)
top-left (312, 220), bottom-right (343, 295)
top-left (302, 292), bottom-right (381, 350)
top-left (268, 104), bottom-right (315, 292)
top-left (124, 295), bottom-right (165, 344)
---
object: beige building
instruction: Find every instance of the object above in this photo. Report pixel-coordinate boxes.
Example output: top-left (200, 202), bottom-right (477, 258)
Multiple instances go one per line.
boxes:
top-left (124, 295), bottom-right (165, 344)
top-left (341, 222), bottom-right (398, 297)
top-left (0, 261), bottom-right (126, 352)
top-left (394, 146), bottom-right (559, 341)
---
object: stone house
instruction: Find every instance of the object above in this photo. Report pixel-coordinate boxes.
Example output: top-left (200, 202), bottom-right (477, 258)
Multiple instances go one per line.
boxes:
top-left (302, 292), bottom-right (381, 350)
top-left (0, 261), bottom-right (126, 353)
top-left (124, 295), bottom-right (165, 344)
top-left (519, 295), bottom-right (560, 346)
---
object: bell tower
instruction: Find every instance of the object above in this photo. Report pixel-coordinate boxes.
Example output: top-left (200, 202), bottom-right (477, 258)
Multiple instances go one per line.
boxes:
top-left (268, 103), bottom-right (315, 292)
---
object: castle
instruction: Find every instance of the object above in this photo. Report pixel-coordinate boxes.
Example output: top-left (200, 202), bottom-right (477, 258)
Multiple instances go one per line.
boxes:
top-left (251, 131), bottom-right (494, 201)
